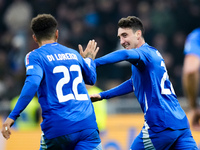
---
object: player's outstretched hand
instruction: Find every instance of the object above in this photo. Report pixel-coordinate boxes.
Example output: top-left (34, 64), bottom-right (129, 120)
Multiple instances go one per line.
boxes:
top-left (90, 94), bottom-right (102, 102)
top-left (1, 118), bottom-right (14, 140)
top-left (78, 40), bottom-right (99, 60)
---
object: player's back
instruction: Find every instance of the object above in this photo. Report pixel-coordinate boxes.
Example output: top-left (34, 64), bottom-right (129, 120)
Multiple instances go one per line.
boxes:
top-left (28, 43), bottom-right (98, 139)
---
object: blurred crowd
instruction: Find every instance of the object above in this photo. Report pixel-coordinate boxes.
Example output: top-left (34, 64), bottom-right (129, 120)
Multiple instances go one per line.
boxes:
top-left (0, 0), bottom-right (199, 106)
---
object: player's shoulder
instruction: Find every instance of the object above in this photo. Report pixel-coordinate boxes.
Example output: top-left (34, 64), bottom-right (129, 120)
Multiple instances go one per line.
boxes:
top-left (68, 47), bottom-right (80, 56)
top-left (25, 49), bottom-right (39, 65)
top-left (58, 43), bottom-right (81, 56)
top-left (26, 49), bottom-right (39, 58)
top-left (137, 43), bottom-right (157, 56)
top-left (191, 28), bottom-right (200, 34)
top-left (138, 43), bottom-right (156, 51)
top-left (187, 28), bottom-right (200, 39)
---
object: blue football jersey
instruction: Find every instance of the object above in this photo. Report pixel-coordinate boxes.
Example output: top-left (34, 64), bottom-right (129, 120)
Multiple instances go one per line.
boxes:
top-left (184, 28), bottom-right (200, 56)
top-left (25, 43), bottom-right (98, 139)
top-left (95, 43), bottom-right (189, 132)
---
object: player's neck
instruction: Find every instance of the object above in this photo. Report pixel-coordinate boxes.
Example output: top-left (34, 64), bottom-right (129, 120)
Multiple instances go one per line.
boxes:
top-left (39, 39), bottom-right (57, 47)
top-left (137, 38), bottom-right (145, 48)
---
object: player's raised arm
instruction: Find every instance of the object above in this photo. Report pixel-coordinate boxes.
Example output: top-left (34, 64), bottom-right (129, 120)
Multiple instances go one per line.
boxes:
top-left (78, 40), bottom-right (99, 60)
top-left (94, 49), bottom-right (140, 67)
top-left (78, 40), bottom-right (99, 85)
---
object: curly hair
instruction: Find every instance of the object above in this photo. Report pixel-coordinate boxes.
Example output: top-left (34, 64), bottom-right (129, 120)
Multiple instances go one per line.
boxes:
top-left (118, 16), bottom-right (145, 37)
top-left (30, 14), bottom-right (58, 42)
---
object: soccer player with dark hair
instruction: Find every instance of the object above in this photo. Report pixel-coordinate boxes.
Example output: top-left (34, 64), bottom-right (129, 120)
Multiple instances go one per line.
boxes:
top-left (90, 16), bottom-right (198, 149)
top-left (1, 14), bottom-right (102, 150)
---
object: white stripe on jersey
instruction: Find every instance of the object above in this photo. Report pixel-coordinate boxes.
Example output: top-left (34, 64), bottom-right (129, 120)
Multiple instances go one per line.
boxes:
top-left (142, 122), bottom-right (155, 150)
top-left (84, 58), bottom-right (91, 67)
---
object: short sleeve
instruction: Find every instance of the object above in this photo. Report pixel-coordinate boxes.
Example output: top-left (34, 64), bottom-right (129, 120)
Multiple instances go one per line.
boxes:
top-left (184, 29), bottom-right (200, 56)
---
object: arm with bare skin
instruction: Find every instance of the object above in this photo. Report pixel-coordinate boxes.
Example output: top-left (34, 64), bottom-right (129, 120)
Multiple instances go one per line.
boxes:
top-left (78, 40), bottom-right (99, 60)
top-left (183, 54), bottom-right (200, 130)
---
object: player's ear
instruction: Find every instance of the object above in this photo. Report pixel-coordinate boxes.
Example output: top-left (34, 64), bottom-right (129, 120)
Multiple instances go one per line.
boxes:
top-left (32, 34), bottom-right (38, 43)
top-left (136, 30), bottom-right (142, 40)
top-left (136, 30), bottom-right (141, 37)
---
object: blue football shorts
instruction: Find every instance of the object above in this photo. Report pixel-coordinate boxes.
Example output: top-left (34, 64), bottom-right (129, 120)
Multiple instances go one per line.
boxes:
top-left (130, 126), bottom-right (198, 150)
top-left (39, 129), bottom-right (102, 150)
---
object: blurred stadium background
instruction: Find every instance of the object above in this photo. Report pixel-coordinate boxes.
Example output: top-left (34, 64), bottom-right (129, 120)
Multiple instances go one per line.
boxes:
top-left (0, 0), bottom-right (200, 149)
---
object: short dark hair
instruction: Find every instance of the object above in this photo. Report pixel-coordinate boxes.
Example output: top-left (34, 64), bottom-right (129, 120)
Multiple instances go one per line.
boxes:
top-left (30, 14), bottom-right (58, 42)
top-left (118, 16), bottom-right (144, 37)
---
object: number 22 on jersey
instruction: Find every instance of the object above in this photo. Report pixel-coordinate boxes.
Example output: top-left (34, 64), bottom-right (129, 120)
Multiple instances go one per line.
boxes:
top-left (53, 65), bottom-right (88, 103)
top-left (160, 61), bottom-right (175, 95)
